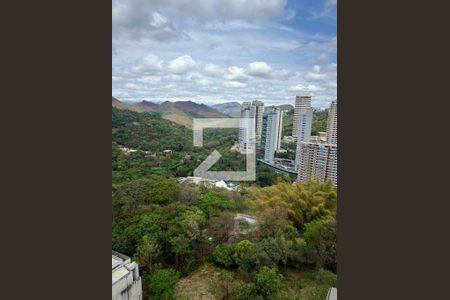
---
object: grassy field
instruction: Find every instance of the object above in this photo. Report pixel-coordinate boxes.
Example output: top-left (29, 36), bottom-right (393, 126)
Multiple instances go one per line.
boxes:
top-left (174, 264), bottom-right (334, 300)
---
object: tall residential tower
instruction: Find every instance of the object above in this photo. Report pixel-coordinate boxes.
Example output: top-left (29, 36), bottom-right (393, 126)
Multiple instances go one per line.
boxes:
top-left (238, 100), bottom-right (264, 153)
top-left (326, 100), bottom-right (337, 145)
top-left (294, 107), bottom-right (313, 170)
top-left (259, 107), bottom-right (282, 164)
top-left (292, 96), bottom-right (312, 138)
top-left (239, 102), bottom-right (256, 153)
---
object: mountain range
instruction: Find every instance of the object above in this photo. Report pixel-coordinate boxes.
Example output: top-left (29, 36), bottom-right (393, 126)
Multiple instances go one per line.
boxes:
top-left (211, 102), bottom-right (242, 117)
top-left (112, 97), bottom-right (228, 128)
top-left (113, 97), bottom-right (295, 127)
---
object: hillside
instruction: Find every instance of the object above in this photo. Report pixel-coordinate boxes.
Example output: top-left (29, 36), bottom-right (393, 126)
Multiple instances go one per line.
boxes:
top-left (112, 97), bottom-right (228, 128)
top-left (211, 102), bottom-right (241, 117)
top-left (277, 104), bottom-right (294, 111)
top-left (111, 107), bottom-right (254, 183)
top-left (112, 106), bottom-right (193, 152)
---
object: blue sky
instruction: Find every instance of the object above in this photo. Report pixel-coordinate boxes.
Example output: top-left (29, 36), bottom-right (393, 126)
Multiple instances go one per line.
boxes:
top-left (112, 0), bottom-right (336, 108)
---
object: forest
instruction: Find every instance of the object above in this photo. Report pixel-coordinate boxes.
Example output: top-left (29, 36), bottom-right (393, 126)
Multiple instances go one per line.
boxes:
top-left (112, 107), bottom-right (337, 300)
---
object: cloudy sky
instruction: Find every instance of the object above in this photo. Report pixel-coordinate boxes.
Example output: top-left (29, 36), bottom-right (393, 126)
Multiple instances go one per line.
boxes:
top-left (112, 0), bottom-right (336, 108)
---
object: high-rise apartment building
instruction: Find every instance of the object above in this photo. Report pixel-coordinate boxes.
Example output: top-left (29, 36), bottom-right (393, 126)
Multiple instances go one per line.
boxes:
top-left (239, 102), bottom-right (256, 153)
top-left (326, 100), bottom-right (337, 145)
top-left (292, 96), bottom-right (312, 138)
top-left (276, 109), bottom-right (284, 151)
top-left (253, 100), bottom-right (265, 143)
top-left (294, 107), bottom-right (313, 170)
top-left (297, 142), bottom-right (337, 188)
top-left (259, 107), bottom-right (282, 164)
top-left (239, 100), bottom-right (264, 153)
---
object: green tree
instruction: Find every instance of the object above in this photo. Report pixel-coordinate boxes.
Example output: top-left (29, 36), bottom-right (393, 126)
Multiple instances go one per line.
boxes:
top-left (233, 240), bottom-right (257, 265)
top-left (149, 268), bottom-right (180, 300)
top-left (112, 179), bottom-right (153, 219)
top-left (304, 218), bottom-right (337, 271)
top-left (134, 235), bottom-right (161, 274)
top-left (255, 267), bottom-right (283, 300)
top-left (149, 178), bottom-right (179, 205)
top-left (246, 180), bottom-right (337, 229)
top-left (198, 191), bottom-right (236, 217)
top-left (212, 243), bottom-right (235, 268)
top-left (166, 206), bottom-right (207, 269)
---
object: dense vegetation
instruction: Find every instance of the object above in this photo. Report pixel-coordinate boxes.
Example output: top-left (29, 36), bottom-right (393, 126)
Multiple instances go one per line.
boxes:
top-left (112, 107), bottom-right (337, 299)
top-left (113, 107), bottom-right (288, 186)
top-left (311, 110), bottom-right (328, 136)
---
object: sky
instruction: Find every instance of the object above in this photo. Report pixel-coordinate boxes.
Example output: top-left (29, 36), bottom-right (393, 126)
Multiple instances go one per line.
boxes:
top-left (112, 0), bottom-right (336, 108)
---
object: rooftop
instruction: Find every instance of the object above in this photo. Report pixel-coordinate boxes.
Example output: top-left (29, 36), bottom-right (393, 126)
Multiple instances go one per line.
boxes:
top-left (112, 251), bottom-right (133, 285)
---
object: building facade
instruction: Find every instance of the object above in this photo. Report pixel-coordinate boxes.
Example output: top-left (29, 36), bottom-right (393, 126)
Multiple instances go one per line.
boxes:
top-left (253, 100), bottom-right (265, 143)
top-left (276, 109), bottom-right (284, 151)
top-left (326, 100), bottom-right (337, 145)
top-left (112, 251), bottom-right (142, 300)
top-left (296, 142), bottom-right (337, 188)
top-left (294, 107), bottom-right (313, 170)
top-left (239, 102), bottom-right (256, 153)
top-left (292, 95), bottom-right (312, 138)
top-left (238, 100), bottom-right (264, 153)
top-left (259, 107), bottom-right (282, 164)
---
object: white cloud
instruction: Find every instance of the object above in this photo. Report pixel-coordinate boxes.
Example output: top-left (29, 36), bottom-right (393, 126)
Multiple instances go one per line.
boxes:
top-left (197, 78), bottom-right (213, 86)
top-left (152, 0), bottom-right (288, 22)
top-left (112, 1), bottom-right (186, 41)
top-left (112, 0), bottom-right (290, 42)
top-left (203, 63), bottom-right (223, 77)
top-left (288, 84), bottom-right (323, 92)
top-left (133, 54), bottom-right (164, 73)
top-left (247, 61), bottom-right (272, 78)
top-left (125, 83), bottom-right (141, 90)
top-left (224, 66), bottom-right (249, 82)
top-left (224, 81), bottom-right (247, 88)
top-left (168, 55), bottom-right (197, 74)
top-left (306, 72), bottom-right (327, 81)
top-left (137, 76), bottom-right (161, 84)
top-left (112, 1), bottom-right (336, 107)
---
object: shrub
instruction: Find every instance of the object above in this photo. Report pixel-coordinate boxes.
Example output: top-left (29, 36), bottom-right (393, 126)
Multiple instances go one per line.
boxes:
top-left (149, 268), bottom-right (180, 300)
top-left (315, 268), bottom-right (337, 287)
top-left (235, 283), bottom-right (258, 300)
top-left (212, 243), bottom-right (235, 268)
top-left (255, 267), bottom-right (283, 300)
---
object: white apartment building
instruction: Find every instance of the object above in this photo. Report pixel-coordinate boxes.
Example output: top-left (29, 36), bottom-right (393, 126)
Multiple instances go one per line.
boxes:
top-left (239, 102), bottom-right (256, 153)
top-left (276, 109), bottom-right (284, 151)
top-left (327, 100), bottom-right (337, 145)
top-left (238, 100), bottom-right (264, 153)
top-left (112, 251), bottom-right (142, 300)
top-left (253, 100), bottom-right (265, 143)
top-left (259, 107), bottom-right (282, 164)
top-left (296, 142), bottom-right (337, 188)
top-left (292, 96), bottom-right (312, 138)
top-left (294, 107), bottom-right (313, 170)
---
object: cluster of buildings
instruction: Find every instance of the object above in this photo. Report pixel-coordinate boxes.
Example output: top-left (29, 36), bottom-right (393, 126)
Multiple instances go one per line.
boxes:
top-left (238, 96), bottom-right (338, 188)
top-left (178, 176), bottom-right (240, 191)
